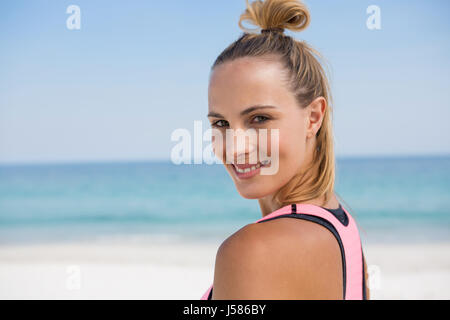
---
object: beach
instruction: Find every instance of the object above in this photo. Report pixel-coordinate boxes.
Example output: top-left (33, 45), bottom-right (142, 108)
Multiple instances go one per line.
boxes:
top-left (1, 158), bottom-right (449, 299)
top-left (1, 240), bottom-right (449, 300)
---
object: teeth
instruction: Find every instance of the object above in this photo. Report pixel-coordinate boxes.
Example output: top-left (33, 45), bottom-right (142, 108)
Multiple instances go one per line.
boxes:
top-left (235, 162), bottom-right (261, 173)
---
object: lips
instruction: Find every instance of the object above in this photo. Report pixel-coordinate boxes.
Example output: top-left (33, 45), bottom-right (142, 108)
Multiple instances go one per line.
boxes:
top-left (233, 162), bottom-right (261, 173)
top-left (231, 160), bottom-right (271, 178)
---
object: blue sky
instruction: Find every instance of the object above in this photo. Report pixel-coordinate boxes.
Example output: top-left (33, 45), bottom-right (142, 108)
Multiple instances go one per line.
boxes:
top-left (1, 0), bottom-right (449, 164)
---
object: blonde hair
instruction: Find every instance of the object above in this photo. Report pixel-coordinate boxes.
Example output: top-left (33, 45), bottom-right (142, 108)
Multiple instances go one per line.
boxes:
top-left (212, 0), bottom-right (337, 208)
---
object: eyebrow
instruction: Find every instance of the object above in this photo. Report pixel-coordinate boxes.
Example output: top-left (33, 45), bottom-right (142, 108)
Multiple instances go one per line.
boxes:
top-left (207, 105), bottom-right (277, 118)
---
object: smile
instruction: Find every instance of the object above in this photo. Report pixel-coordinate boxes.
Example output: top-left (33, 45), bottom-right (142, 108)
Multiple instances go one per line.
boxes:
top-left (231, 160), bottom-right (271, 179)
top-left (234, 162), bottom-right (261, 173)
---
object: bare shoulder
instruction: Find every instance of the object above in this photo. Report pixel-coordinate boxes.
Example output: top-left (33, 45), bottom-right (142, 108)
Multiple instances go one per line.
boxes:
top-left (212, 217), bottom-right (343, 299)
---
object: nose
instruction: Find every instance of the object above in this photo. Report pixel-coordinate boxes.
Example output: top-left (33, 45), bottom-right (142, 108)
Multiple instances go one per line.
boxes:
top-left (226, 128), bottom-right (258, 165)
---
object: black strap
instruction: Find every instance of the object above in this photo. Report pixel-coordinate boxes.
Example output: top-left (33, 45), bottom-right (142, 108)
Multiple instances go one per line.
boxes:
top-left (362, 249), bottom-right (367, 300)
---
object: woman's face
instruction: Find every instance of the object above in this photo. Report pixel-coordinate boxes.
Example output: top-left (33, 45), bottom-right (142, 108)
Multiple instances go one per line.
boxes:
top-left (208, 55), bottom-right (325, 199)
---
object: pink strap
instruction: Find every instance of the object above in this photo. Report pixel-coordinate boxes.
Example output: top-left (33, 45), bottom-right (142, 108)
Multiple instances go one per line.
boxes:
top-left (200, 284), bottom-right (213, 300)
top-left (201, 203), bottom-right (363, 300)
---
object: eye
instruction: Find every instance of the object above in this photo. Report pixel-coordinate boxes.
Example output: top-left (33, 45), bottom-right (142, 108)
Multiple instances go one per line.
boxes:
top-left (251, 115), bottom-right (270, 124)
top-left (211, 119), bottom-right (229, 128)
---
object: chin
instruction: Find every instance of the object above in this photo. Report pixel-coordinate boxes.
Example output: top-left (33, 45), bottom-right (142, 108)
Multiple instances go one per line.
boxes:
top-left (234, 182), bottom-right (275, 199)
top-left (236, 188), bottom-right (265, 199)
top-left (224, 164), bottom-right (279, 199)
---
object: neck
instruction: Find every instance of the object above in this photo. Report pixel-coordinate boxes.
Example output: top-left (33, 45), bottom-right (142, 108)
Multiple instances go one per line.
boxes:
top-left (258, 194), bottom-right (280, 217)
top-left (257, 138), bottom-right (339, 217)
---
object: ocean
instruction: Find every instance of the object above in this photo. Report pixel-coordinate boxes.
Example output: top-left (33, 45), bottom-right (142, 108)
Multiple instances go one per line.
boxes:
top-left (0, 156), bottom-right (449, 245)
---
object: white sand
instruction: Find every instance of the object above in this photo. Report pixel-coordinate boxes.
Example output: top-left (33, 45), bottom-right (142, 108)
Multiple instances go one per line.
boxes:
top-left (0, 240), bottom-right (449, 299)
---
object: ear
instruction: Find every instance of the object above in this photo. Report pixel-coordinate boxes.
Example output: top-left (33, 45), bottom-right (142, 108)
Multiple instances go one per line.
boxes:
top-left (306, 97), bottom-right (327, 139)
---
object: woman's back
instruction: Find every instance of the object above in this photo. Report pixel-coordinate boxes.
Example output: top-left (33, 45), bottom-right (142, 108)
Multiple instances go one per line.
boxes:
top-left (201, 203), bottom-right (369, 300)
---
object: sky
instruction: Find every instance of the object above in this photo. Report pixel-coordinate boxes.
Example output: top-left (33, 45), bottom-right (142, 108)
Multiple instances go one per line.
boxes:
top-left (0, 0), bottom-right (449, 164)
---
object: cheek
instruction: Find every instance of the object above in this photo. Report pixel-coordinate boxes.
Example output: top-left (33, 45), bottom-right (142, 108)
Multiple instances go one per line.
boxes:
top-left (277, 127), bottom-right (306, 171)
top-left (211, 131), bottom-right (227, 162)
top-left (255, 126), bottom-right (306, 170)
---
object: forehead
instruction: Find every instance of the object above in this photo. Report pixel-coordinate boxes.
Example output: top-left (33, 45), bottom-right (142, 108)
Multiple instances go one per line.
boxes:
top-left (208, 56), bottom-right (293, 112)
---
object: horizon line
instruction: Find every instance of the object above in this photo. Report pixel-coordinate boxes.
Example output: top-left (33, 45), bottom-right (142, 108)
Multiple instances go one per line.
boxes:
top-left (0, 152), bottom-right (449, 167)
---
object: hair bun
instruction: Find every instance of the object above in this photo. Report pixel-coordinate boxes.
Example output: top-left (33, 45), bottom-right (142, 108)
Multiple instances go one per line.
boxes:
top-left (238, 0), bottom-right (310, 34)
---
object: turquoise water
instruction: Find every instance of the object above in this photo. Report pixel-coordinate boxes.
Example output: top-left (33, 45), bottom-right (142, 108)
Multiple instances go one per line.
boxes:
top-left (0, 156), bottom-right (449, 244)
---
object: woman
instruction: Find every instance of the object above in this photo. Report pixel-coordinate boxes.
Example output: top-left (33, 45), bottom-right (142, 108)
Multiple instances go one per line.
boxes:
top-left (201, 0), bottom-right (369, 300)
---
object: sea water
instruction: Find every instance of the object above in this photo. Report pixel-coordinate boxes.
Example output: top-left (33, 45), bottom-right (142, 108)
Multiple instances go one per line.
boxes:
top-left (0, 155), bottom-right (449, 245)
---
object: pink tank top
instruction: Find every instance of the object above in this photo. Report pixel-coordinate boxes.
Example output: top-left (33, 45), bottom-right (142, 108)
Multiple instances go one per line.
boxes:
top-left (200, 202), bottom-right (367, 300)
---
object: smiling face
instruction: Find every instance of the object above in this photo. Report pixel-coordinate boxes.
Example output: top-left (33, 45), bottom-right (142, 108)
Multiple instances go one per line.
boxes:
top-left (208, 55), bottom-right (324, 200)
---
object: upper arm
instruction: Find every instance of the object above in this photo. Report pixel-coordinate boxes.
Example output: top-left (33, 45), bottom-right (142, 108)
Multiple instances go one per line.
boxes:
top-left (211, 219), bottom-right (343, 300)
